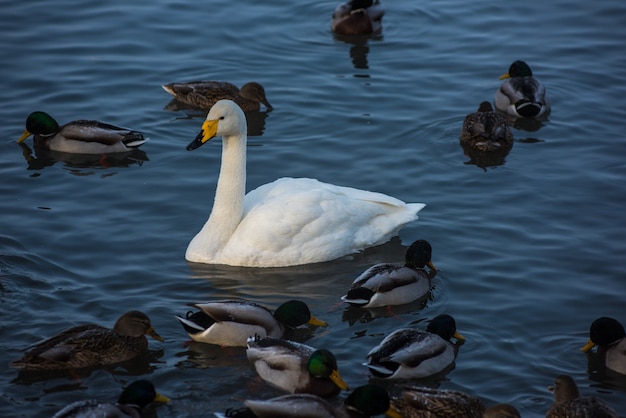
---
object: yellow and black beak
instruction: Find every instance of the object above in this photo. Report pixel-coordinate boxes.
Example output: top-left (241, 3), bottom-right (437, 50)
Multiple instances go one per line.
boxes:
top-left (17, 129), bottom-right (32, 143)
top-left (186, 119), bottom-right (219, 150)
top-left (498, 71), bottom-right (511, 80)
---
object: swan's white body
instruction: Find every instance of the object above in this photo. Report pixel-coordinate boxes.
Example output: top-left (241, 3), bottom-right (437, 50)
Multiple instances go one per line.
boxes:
top-left (185, 100), bottom-right (424, 267)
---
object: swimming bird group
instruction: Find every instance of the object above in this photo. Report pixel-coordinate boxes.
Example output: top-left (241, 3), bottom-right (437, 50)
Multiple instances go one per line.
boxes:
top-left (14, 1), bottom-right (624, 417)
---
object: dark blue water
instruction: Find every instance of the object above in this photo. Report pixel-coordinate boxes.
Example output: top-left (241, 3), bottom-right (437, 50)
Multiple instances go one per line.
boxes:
top-left (1, 0), bottom-right (625, 417)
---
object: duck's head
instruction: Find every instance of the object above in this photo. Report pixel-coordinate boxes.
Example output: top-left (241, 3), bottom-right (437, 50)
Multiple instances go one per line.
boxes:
top-left (307, 349), bottom-right (349, 391)
top-left (345, 384), bottom-right (401, 418)
top-left (426, 314), bottom-right (465, 342)
top-left (547, 374), bottom-right (580, 404)
top-left (499, 60), bottom-right (533, 79)
top-left (405, 239), bottom-right (436, 271)
top-left (118, 380), bottom-right (170, 408)
top-left (239, 82), bottom-right (273, 110)
top-left (114, 310), bottom-right (163, 342)
top-left (581, 316), bottom-right (625, 352)
top-left (18, 111), bottom-right (60, 142)
top-left (187, 99), bottom-right (246, 150)
top-left (273, 300), bottom-right (328, 328)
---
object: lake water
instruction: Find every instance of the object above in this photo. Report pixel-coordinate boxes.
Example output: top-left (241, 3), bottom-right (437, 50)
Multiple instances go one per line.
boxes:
top-left (1, 0), bottom-right (625, 417)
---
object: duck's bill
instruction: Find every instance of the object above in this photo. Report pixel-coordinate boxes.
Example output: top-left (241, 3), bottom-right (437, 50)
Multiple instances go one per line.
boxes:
top-left (498, 72), bottom-right (511, 80)
top-left (17, 129), bottom-right (32, 143)
top-left (330, 369), bottom-right (349, 391)
top-left (580, 339), bottom-right (596, 352)
top-left (155, 392), bottom-right (170, 403)
top-left (147, 326), bottom-right (164, 342)
top-left (385, 406), bottom-right (402, 418)
top-left (308, 316), bottom-right (328, 327)
top-left (186, 119), bottom-right (218, 150)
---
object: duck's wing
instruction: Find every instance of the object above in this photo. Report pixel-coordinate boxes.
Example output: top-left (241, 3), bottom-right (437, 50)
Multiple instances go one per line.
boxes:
top-left (60, 120), bottom-right (146, 147)
top-left (343, 264), bottom-right (422, 305)
top-left (193, 300), bottom-right (280, 334)
top-left (162, 81), bottom-right (240, 110)
top-left (244, 394), bottom-right (335, 418)
top-left (11, 324), bottom-right (115, 367)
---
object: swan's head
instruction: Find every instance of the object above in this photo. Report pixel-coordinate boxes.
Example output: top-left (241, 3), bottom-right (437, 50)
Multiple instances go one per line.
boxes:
top-left (186, 99), bottom-right (246, 150)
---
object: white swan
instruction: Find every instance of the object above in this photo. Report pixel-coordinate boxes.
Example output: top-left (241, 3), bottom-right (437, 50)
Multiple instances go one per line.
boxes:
top-left (185, 100), bottom-right (425, 267)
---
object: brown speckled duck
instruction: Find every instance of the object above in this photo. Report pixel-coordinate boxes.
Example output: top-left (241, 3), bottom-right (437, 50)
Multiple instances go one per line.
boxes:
top-left (162, 80), bottom-right (272, 112)
top-left (331, 0), bottom-right (384, 36)
top-left (11, 310), bottom-right (162, 371)
top-left (460, 101), bottom-right (513, 152)
top-left (546, 374), bottom-right (618, 418)
top-left (392, 386), bottom-right (520, 418)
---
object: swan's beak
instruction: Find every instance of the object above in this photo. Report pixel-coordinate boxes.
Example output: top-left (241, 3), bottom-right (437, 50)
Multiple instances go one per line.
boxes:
top-left (498, 71), bottom-right (511, 80)
top-left (17, 129), bottom-right (32, 143)
top-left (186, 119), bottom-right (218, 150)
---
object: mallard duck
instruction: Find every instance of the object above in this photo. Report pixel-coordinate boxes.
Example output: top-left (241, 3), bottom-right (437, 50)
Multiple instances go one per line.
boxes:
top-left (495, 60), bottom-right (551, 119)
top-left (162, 80), bottom-right (272, 112)
top-left (391, 386), bottom-right (520, 418)
top-left (185, 100), bottom-right (424, 267)
top-left (341, 239), bottom-right (437, 308)
top-left (331, 0), bottom-right (385, 36)
top-left (10, 311), bottom-right (162, 371)
top-left (246, 336), bottom-right (349, 397)
top-left (460, 102), bottom-right (514, 152)
top-left (364, 314), bottom-right (465, 379)
top-left (546, 374), bottom-right (618, 418)
top-left (175, 299), bottom-right (327, 347)
top-left (223, 384), bottom-right (401, 418)
top-left (52, 379), bottom-right (169, 418)
top-left (17, 111), bottom-right (147, 154)
top-left (581, 316), bottom-right (626, 375)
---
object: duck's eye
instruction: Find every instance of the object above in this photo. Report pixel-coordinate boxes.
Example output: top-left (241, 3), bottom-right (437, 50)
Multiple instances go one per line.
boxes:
top-left (219, 116), bottom-right (225, 120)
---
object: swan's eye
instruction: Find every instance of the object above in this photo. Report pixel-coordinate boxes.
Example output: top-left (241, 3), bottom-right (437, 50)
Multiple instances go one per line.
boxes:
top-left (219, 116), bottom-right (225, 120)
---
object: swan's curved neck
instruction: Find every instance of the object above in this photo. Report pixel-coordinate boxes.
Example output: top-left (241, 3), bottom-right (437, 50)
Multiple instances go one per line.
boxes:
top-left (202, 131), bottom-right (247, 250)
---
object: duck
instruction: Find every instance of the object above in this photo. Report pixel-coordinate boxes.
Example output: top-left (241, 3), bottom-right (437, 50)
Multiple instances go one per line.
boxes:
top-left (364, 314), bottom-right (465, 379)
top-left (175, 299), bottom-right (327, 347)
top-left (10, 311), bottom-right (163, 371)
top-left (331, 0), bottom-right (385, 36)
top-left (17, 111), bottom-right (147, 154)
top-left (223, 384), bottom-right (401, 418)
top-left (341, 239), bottom-right (437, 308)
top-left (460, 101), bottom-right (514, 152)
top-left (162, 80), bottom-right (272, 112)
top-left (246, 336), bottom-right (349, 397)
top-left (546, 374), bottom-right (618, 418)
top-left (495, 60), bottom-right (551, 119)
top-left (391, 386), bottom-right (520, 418)
top-left (185, 100), bottom-right (424, 267)
top-left (52, 379), bottom-right (169, 418)
top-left (581, 316), bottom-right (626, 375)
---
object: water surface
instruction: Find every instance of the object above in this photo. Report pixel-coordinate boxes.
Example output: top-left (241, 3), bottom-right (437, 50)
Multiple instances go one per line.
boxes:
top-left (1, 1), bottom-right (625, 417)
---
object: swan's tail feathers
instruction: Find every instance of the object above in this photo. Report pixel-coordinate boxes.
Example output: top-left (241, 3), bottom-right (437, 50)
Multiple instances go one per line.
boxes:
top-left (408, 203), bottom-right (426, 215)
